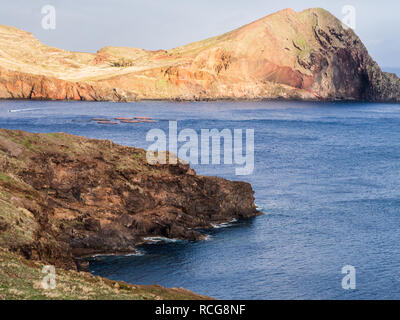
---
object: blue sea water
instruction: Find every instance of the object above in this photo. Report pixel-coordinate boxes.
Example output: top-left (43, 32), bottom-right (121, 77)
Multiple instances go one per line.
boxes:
top-left (0, 99), bottom-right (399, 300)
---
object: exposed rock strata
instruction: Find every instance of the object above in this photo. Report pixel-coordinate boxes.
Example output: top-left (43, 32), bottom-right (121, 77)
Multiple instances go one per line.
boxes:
top-left (0, 67), bottom-right (136, 102)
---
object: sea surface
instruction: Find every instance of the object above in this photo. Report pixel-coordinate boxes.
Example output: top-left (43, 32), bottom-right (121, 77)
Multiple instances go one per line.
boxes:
top-left (0, 99), bottom-right (399, 300)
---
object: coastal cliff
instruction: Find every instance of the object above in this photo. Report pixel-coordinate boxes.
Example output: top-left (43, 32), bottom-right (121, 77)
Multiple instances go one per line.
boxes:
top-left (0, 8), bottom-right (399, 102)
top-left (0, 129), bottom-right (260, 272)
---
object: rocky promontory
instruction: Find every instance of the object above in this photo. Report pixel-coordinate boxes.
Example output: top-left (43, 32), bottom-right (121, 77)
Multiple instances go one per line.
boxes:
top-left (0, 8), bottom-right (399, 102)
top-left (0, 129), bottom-right (260, 272)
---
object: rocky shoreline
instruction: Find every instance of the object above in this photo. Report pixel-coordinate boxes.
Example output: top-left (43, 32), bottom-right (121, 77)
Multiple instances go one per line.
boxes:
top-left (0, 129), bottom-right (261, 272)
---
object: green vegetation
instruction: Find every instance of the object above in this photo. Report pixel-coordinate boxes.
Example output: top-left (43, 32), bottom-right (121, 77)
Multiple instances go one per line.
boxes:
top-left (0, 173), bottom-right (13, 184)
top-left (110, 58), bottom-right (135, 68)
top-left (0, 249), bottom-right (207, 300)
top-left (0, 197), bottom-right (37, 249)
top-left (0, 129), bottom-right (211, 300)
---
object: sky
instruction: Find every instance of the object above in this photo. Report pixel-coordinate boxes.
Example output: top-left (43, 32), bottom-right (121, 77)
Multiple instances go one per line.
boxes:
top-left (1, 0), bottom-right (400, 68)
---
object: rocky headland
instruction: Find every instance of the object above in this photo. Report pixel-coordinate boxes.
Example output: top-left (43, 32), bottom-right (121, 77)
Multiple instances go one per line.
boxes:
top-left (0, 129), bottom-right (260, 274)
top-left (0, 8), bottom-right (399, 102)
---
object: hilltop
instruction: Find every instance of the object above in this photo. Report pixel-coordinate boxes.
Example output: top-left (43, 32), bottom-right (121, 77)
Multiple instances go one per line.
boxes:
top-left (0, 8), bottom-right (399, 102)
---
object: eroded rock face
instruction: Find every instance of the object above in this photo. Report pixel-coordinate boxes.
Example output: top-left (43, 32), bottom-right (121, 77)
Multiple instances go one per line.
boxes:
top-left (0, 67), bottom-right (137, 102)
top-left (0, 8), bottom-right (398, 102)
top-left (0, 130), bottom-right (260, 270)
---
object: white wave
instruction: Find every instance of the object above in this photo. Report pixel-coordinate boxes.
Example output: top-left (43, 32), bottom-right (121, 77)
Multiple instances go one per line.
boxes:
top-left (143, 236), bottom-right (180, 243)
top-left (124, 249), bottom-right (145, 256)
top-left (90, 249), bottom-right (143, 258)
top-left (255, 203), bottom-right (264, 211)
top-left (8, 108), bottom-right (41, 113)
top-left (211, 218), bottom-right (238, 229)
top-left (91, 253), bottom-right (110, 258)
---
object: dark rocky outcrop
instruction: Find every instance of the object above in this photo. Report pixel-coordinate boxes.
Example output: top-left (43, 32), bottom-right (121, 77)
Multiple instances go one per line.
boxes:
top-left (0, 129), bottom-right (260, 270)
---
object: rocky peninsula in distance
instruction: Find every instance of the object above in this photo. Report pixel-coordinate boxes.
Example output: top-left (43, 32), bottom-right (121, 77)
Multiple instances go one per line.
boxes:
top-left (0, 8), bottom-right (399, 103)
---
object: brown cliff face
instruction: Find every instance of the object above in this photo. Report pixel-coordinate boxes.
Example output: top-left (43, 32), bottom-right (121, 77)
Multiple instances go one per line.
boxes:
top-left (0, 8), bottom-right (398, 102)
top-left (0, 129), bottom-right (260, 270)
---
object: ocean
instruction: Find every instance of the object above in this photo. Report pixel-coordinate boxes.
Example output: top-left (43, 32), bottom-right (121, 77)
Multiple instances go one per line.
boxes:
top-left (1, 99), bottom-right (399, 299)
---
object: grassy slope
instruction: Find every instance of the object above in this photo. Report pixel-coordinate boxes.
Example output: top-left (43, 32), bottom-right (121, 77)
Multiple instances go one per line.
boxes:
top-left (0, 248), bottom-right (208, 300)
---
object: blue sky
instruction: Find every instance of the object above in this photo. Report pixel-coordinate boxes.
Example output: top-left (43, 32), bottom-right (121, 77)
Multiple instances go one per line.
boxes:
top-left (1, 0), bottom-right (399, 68)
